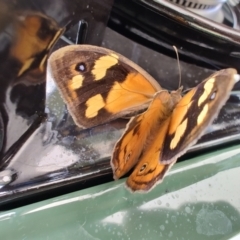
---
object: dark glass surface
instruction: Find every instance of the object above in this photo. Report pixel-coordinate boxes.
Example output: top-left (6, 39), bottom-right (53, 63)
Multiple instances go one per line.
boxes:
top-left (0, 0), bottom-right (240, 206)
top-left (109, 0), bottom-right (240, 70)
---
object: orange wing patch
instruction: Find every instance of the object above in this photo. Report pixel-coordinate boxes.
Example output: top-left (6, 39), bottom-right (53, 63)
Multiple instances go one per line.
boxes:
top-left (170, 118), bottom-right (188, 150)
top-left (197, 104), bottom-right (208, 125)
top-left (168, 89), bottom-right (195, 135)
top-left (92, 55), bottom-right (119, 80)
top-left (69, 75), bottom-right (84, 90)
top-left (105, 72), bottom-right (160, 114)
top-left (198, 78), bottom-right (215, 106)
top-left (85, 94), bottom-right (105, 118)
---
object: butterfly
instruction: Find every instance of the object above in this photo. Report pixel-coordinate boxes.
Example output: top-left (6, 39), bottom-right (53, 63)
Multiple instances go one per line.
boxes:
top-left (48, 44), bottom-right (239, 192)
top-left (10, 12), bottom-right (63, 84)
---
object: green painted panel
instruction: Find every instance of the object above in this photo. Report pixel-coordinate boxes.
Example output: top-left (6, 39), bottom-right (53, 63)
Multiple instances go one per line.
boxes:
top-left (1, 144), bottom-right (240, 240)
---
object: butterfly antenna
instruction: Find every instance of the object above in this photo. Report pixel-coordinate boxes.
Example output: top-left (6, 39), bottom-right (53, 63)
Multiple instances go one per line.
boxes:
top-left (173, 46), bottom-right (181, 88)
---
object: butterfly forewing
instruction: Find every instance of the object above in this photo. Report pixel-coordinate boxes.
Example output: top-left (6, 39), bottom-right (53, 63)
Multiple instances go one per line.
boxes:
top-left (48, 45), bottom-right (162, 128)
top-left (161, 68), bottom-right (239, 164)
top-left (126, 118), bottom-right (172, 192)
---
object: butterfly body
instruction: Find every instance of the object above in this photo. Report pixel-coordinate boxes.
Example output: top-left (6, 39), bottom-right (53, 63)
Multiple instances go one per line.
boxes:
top-left (48, 45), bottom-right (239, 192)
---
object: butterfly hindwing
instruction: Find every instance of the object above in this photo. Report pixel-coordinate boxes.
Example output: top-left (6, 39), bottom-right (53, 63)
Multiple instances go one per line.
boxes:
top-left (161, 68), bottom-right (239, 164)
top-left (48, 45), bottom-right (162, 128)
top-left (112, 90), bottom-right (182, 191)
top-left (111, 90), bottom-right (179, 179)
top-left (126, 118), bottom-right (173, 192)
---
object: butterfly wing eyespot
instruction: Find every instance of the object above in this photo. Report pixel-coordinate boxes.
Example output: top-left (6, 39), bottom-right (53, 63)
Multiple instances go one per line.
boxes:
top-left (209, 90), bottom-right (217, 100)
top-left (75, 62), bottom-right (87, 72)
top-left (161, 68), bottom-right (239, 165)
top-left (139, 163), bottom-right (148, 173)
top-left (48, 45), bottom-right (162, 128)
top-left (125, 151), bottom-right (132, 163)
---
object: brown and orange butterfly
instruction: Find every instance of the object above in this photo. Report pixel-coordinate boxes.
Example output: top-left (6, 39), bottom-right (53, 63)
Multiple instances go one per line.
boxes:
top-left (48, 45), bottom-right (239, 192)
